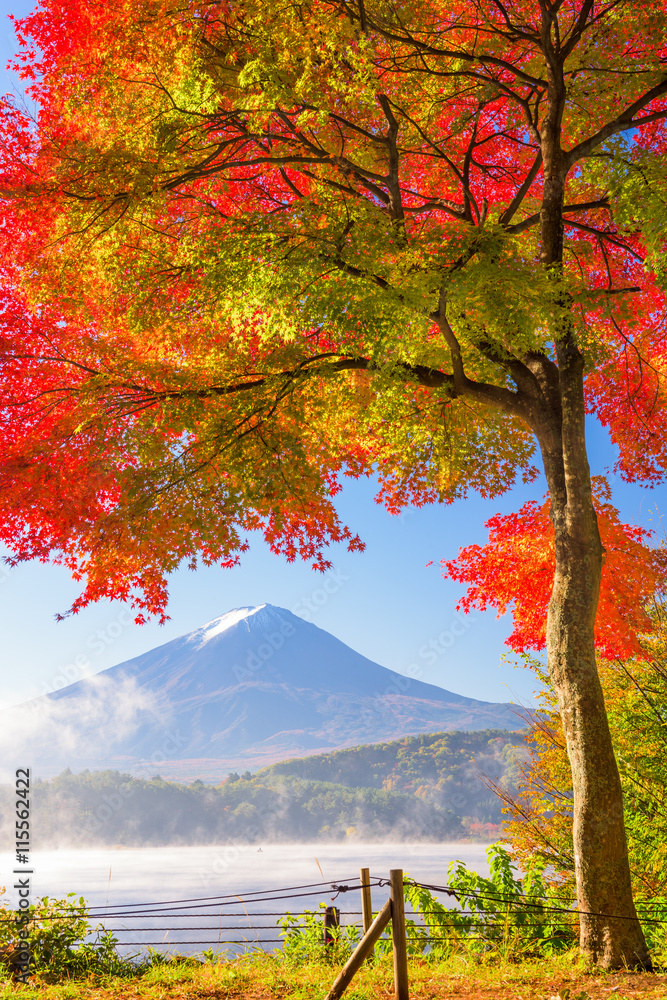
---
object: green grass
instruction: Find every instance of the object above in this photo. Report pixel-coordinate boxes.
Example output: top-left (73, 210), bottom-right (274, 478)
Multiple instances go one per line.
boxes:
top-left (1, 950), bottom-right (666, 1000)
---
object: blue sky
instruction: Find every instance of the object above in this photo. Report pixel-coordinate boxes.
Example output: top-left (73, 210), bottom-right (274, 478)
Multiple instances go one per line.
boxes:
top-left (0, 2), bottom-right (664, 714)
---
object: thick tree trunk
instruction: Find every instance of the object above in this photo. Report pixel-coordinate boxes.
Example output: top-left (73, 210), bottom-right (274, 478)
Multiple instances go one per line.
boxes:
top-left (538, 351), bottom-right (651, 969)
top-left (531, 20), bottom-right (651, 964)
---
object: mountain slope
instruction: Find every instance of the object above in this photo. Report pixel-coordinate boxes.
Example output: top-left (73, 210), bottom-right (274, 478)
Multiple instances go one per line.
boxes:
top-left (5, 605), bottom-right (522, 779)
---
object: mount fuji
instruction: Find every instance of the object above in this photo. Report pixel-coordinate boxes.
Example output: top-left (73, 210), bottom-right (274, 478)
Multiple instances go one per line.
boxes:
top-left (5, 604), bottom-right (521, 780)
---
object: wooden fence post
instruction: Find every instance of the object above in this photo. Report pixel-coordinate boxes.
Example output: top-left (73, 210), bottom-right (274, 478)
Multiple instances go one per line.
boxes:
top-left (390, 869), bottom-right (409, 1000)
top-left (325, 867), bottom-right (411, 1000)
top-left (323, 905), bottom-right (340, 949)
top-left (360, 867), bottom-right (374, 961)
top-left (325, 899), bottom-right (392, 1000)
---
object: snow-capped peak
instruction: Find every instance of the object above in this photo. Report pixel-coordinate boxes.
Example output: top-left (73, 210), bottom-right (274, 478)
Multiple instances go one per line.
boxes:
top-left (196, 606), bottom-right (266, 644)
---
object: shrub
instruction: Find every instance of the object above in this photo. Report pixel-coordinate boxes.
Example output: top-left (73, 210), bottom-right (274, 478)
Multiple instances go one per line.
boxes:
top-left (0, 893), bottom-right (127, 979)
top-left (278, 902), bottom-right (361, 965)
top-left (405, 844), bottom-right (576, 961)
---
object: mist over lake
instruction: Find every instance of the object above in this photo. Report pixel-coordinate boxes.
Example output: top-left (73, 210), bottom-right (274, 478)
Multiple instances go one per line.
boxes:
top-left (1, 843), bottom-right (492, 956)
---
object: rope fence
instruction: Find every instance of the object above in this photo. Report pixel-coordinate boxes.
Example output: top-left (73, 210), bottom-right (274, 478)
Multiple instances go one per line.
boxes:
top-left (2, 868), bottom-right (665, 954)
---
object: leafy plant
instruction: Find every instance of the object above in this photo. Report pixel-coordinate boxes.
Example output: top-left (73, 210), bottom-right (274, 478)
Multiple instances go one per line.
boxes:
top-left (278, 902), bottom-right (360, 965)
top-left (405, 846), bottom-right (576, 962)
top-left (634, 897), bottom-right (667, 966)
top-left (0, 893), bottom-right (127, 979)
top-left (144, 946), bottom-right (172, 967)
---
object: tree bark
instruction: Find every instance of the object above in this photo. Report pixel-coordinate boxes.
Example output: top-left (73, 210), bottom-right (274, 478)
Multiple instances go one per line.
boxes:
top-left (535, 359), bottom-right (651, 969)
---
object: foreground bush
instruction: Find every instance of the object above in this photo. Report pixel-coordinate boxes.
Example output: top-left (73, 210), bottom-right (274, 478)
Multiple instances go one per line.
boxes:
top-left (0, 894), bottom-right (127, 981)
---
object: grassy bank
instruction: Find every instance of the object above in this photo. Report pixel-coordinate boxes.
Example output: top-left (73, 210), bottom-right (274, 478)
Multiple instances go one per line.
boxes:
top-left (1, 952), bottom-right (666, 1000)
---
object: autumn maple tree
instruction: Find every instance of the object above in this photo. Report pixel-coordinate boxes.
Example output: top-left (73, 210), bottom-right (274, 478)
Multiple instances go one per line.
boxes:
top-left (2, 0), bottom-right (667, 968)
top-left (496, 599), bottom-right (667, 960)
top-left (444, 479), bottom-right (667, 953)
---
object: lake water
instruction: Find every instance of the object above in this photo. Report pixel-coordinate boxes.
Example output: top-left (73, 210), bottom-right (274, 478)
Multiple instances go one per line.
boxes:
top-left (0, 843), bottom-right (491, 956)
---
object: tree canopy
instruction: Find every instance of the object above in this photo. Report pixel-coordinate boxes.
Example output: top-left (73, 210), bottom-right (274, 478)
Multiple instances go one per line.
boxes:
top-left (0, 0), bottom-right (665, 620)
top-left (0, 730), bottom-right (520, 846)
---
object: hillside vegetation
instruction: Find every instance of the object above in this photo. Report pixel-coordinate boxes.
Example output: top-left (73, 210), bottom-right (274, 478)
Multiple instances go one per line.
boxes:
top-left (257, 728), bottom-right (525, 836)
top-left (0, 730), bottom-right (524, 846)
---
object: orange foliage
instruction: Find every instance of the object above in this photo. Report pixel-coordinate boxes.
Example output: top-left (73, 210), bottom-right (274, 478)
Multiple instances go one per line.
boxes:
top-left (442, 479), bottom-right (667, 658)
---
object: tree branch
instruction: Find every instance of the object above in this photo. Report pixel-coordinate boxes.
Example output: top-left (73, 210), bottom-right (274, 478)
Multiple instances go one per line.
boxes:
top-left (499, 151), bottom-right (542, 226)
top-left (565, 77), bottom-right (667, 166)
top-left (507, 197), bottom-right (610, 234)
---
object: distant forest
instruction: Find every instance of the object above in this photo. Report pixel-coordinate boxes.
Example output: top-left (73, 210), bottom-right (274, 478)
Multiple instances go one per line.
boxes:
top-left (2, 730), bottom-right (526, 846)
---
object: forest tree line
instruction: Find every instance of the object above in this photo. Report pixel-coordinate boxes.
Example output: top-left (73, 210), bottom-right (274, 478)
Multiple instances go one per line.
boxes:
top-left (0, 730), bottom-right (524, 846)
